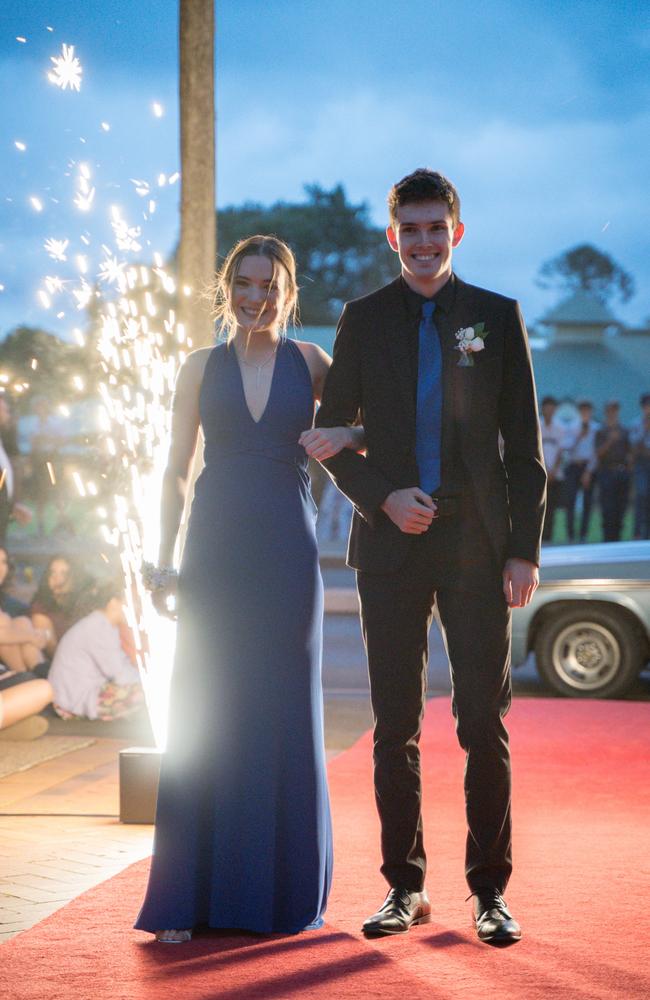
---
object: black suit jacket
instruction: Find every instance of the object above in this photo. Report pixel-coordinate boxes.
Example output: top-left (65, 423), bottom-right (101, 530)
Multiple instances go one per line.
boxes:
top-left (315, 274), bottom-right (546, 574)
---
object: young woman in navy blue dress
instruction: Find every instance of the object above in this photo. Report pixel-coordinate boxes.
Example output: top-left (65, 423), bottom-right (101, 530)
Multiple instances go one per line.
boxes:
top-left (135, 236), bottom-right (360, 942)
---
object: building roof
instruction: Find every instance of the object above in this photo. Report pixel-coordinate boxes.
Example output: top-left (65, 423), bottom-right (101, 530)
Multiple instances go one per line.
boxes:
top-left (540, 291), bottom-right (619, 327)
top-left (531, 332), bottom-right (650, 422)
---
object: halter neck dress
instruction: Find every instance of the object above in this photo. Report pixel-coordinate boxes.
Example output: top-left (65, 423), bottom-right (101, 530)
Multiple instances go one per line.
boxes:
top-left (135, 339), bottom-right (332, 934)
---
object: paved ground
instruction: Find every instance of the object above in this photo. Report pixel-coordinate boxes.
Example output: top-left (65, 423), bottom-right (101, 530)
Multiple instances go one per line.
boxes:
top-left (1, 563), bottom-right (648, 943)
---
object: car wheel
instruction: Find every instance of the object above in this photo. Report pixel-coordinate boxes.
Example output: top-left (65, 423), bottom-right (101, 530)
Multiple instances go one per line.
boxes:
top-left (534, 605), bottom-right (643, 698)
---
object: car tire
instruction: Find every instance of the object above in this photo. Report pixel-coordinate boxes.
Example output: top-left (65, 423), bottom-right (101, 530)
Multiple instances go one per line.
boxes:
top-left (534, 604), bottom-right (643, 699)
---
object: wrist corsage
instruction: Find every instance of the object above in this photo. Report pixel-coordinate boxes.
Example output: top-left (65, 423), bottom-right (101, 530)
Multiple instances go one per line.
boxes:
top-left (141, 560), bottom-right (177, 593)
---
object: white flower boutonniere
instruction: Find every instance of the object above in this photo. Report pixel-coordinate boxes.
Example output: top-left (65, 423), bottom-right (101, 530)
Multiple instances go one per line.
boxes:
top-left (454, 322), bottom-right (490, 367)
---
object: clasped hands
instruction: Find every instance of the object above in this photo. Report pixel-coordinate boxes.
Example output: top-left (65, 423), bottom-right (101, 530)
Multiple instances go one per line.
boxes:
top-left (381, 487), bottom-right (538, 609)
top-left (299, 426), bottom-right (356, 462)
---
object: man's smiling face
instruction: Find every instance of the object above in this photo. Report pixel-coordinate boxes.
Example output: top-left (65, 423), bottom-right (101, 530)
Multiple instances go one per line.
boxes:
top-left (387, 200), bottom-right (464, 296)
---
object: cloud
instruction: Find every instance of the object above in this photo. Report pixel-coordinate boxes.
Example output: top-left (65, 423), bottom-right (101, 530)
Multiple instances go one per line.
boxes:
top-left (217, 89), bottom-right (650, 324)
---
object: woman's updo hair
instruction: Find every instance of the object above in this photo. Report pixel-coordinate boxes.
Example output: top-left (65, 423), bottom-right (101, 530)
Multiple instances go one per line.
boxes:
top-left (211, 235), bottom-right (299, 343)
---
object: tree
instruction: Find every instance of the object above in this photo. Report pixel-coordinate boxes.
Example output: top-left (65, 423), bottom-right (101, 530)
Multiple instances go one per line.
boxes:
top-left (0, 326), bottom-right (91, 413)
top-left (536, 243), bottom-right (635, 304)
top-left (216, 184), bottom-right (397, 324)
top-left (178, 0), bottom-right (216, 348)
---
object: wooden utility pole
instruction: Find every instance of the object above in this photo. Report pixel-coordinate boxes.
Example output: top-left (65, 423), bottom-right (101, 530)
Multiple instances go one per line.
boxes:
top-left (178, 0), bottom-right (216, 349)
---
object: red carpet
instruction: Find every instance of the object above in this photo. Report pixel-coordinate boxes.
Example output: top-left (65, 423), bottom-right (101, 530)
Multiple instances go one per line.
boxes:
top-left (3, 698), bottom-right (650, 1000)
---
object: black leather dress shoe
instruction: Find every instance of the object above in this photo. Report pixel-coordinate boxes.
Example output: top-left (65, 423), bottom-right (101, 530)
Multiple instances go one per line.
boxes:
top-left (362, 887), bottom-right (431, 937)
top-left (472, 889), bottom-right (521, 945)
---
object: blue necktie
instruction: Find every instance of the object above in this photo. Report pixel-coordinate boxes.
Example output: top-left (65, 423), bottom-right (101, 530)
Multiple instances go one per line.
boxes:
top-left (415, 300), bottom-right (442, 494)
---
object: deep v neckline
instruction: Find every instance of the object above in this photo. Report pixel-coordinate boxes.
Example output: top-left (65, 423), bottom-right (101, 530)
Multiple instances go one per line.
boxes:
top-left (232, 340), bottom-right (282, 426)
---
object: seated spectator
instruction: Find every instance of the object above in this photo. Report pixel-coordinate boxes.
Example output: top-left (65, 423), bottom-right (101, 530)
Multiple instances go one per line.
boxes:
top-left (30, 555), bottom-right (90, 657)
top-left (0, 612), bottom-right (51, 675)
top-left (0, 670), bottom-right (53, 739)
top-left (48, 579), bottom-right (143, 721)
top-left (0, 545), bottom-right (29, 618)
top-left (0, 544), bottom-right (52, 675)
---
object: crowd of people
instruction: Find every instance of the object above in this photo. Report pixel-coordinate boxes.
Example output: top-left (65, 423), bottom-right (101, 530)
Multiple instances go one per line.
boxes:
top-left (0, 551), bottom-right (143, 740)
top-left (540, 393), bottom-right (650, 543)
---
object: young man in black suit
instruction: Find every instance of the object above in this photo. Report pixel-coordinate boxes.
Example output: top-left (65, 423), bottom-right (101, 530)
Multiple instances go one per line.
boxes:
top-left (308, 169), bottom-right (546, 945)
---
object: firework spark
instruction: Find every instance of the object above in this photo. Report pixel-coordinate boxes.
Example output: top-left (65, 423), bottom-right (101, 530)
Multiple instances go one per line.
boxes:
top-left (48, 43), bottom-right (83, 92)
top-left (72, 279), bottom-right (92, 310)
top-left (131, 179), bottom-right (150, 197)
top-left (74, 163), bottom-right (96, 212)
top-left (74, 187), bottom-right (96, 211)
top-left (44, 275), bottom-right (65, 295)
top-left (111, 208), bottom-right (142, 253)
top-left (44, 238), bottom-right (69, 261)
top-left (99, 253), bottom-right (127, 289)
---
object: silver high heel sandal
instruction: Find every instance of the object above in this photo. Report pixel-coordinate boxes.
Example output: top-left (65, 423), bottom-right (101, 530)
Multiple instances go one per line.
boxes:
top-left (155, 929), bottom-right (193, 944)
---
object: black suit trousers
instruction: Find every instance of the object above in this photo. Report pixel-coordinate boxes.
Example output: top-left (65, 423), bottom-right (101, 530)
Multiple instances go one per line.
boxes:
top-left (357, 517), bottom-right (513, 894)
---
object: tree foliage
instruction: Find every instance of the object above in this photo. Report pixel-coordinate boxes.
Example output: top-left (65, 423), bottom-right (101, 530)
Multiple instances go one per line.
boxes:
top-left (0, 325), bottom-right (92, 414)
top-left (536, 243), bottom-right (634, 304)
top-left (216, 184), bottom-right (397, 324)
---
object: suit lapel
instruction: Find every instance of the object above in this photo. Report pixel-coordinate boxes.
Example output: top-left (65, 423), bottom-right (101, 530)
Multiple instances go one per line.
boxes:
top-left (379, 278), bottom-right (417, 431)
top-left (442, 277), bottom-right (474, 436)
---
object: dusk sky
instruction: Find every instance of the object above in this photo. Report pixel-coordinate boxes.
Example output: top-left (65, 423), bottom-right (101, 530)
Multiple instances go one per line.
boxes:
top-left (1, 0), bottom-right (648, 340)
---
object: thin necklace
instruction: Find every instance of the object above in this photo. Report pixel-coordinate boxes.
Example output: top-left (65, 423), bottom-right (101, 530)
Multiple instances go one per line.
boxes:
top-left (236, 342), bottom-right (279, 388)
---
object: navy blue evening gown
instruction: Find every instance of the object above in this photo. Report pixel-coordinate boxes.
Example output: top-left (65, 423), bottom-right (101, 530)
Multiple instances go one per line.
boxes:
top-left (135, 339), bottom-right (332, 934)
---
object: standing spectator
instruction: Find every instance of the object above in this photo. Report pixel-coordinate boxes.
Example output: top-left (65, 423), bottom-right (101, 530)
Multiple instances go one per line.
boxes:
top-left (563, 400), bottom-right (599, 542)
top-left (28, 397), bottom-right (65, 537)
top-left (596, 401), bottom-right (632, 542)
top-left (630, 393), bottom-right (650, 539)
top-left (540, 396), bottom-right (564, 542)
top-left (0, 396), bottom-right (32, 543)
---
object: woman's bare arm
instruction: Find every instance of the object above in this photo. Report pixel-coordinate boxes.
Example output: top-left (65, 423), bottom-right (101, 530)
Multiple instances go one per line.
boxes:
top-left (297, 341), bottom-right (365, 459)
top-left (157, 349), bottom-right (211, 567)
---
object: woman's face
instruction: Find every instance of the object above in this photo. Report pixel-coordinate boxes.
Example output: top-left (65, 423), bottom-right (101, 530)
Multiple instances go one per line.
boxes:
top-left (0, 549), bottom-right (8, 587)
top-left (48, 558), bottom-right (72, 597)
top-left (231, 255), bottom-right (289, 335)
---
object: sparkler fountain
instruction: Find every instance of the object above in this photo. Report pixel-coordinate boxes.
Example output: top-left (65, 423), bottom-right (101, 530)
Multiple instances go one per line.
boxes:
top-left (7, 32), bottom-right (196, 763)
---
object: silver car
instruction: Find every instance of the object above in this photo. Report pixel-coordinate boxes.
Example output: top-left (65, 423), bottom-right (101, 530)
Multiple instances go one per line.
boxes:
top-left (512, 540), bottom-right (650, 698)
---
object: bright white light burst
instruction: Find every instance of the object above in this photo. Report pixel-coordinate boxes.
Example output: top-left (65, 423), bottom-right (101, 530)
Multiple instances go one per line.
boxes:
top-left (44, 238), bottom-right (69, 261)
top-left (111, 209), bottom-right (142, 253)
top-left (99, 254), bottom-right (127, 289)
top-left (48, 43), bottom-right (83, 92)
top-left (44, 275), bottom-right (65, 294)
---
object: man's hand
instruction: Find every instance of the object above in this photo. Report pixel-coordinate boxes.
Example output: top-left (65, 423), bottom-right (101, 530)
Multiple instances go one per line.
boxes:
top-left (381, 487), bottom-right (436, 534)
top-left (299, 427), bottom-right (352, 461)
top-left (581, 470), bottom-right (592, 490)
top-left (502, 558), bottom-right (539, 608)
